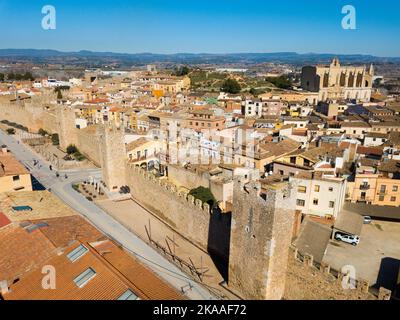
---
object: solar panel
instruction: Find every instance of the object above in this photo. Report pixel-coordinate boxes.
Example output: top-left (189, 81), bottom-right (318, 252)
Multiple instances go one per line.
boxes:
top-left (26, 223), bottom-right (49, 233)
top-left (73, 267), bottom-right (96, 288)
top-left (67, 244), bottom-right (89, 262)
top-left (117, 289), bottom-right (140, 300)
top-left (12, 206), bottom-right (33, 212)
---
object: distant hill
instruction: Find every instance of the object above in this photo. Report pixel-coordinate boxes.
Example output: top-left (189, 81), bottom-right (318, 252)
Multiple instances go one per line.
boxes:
top-left (0, 49), bottom-right (399, 66)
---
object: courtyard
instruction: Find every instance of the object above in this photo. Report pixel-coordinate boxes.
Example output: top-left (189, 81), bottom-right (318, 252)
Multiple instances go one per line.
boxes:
top-left (323, 219), bottom-right (400, 292)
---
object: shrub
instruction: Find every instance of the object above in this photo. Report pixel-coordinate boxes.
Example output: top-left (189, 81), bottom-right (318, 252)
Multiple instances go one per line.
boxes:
top-left (266, 76), bottom-right (292, 89)
top-left (189, 186), bottom-right (216, 207)
top-left (51, 134), bottom-right (59, 145)
top-left (38, 128), bottom-right (48, 136)
top-left (6, 128), bottom-right (15, 135)
top-left (66, 144), bottom-right (78, 155)
top-left (74, 152), bottom-right (86, 161)
top-left (221, 78), bottom-right (241, 94)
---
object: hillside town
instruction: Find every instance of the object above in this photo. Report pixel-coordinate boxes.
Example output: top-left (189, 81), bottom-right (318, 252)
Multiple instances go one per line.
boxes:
top-left (0, 57), bottom-right (400, 301)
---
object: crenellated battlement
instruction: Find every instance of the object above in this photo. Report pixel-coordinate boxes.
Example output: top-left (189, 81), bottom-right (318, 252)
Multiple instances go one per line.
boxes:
top-left (128, 165), bottom-right (211, 214)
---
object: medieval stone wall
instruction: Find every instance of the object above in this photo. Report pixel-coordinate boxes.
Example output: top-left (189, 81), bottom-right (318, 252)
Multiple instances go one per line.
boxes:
top-left (126, 165), bottom-right (231, 259)
top-left (167, 164), bottom-right (234, 209)
top-left (0, 93), bottom-right (59, 134)
top-left (228, 179), bottom-right (297, 300)
top-left (99, 125), bottom-right (127, 191)
top-left (75, 127), bottom-right (102, 166)
top-left (56, 106), bottom-right (78, 151)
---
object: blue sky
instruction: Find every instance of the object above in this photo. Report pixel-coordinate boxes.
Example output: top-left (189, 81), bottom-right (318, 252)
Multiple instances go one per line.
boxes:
top-left (0, 0), bottom-right (399, 56)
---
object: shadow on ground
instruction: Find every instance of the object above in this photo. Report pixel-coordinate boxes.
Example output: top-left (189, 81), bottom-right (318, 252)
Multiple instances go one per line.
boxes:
top-left (373, 257), bottom-right (400, 293)
top-left (207, 207), bottom-right (231, 282)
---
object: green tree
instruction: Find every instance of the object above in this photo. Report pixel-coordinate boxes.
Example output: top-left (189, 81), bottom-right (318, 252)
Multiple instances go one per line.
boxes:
top-left (23, 72), bottom-right (34, 81)
top-left (6, 128), bottom-right (15, 135)
top-left (174, 66), bottom-right (190, 76)
top-left (221, 78), bottom-right (241, 94)
top-left (266, 76), bottom-right (292, 89)
top-left (66, 144), bottom-right (78, 155)
top-left (0, 73), bottom-right (4, 82)
top-left (51, 133), bottom-right (59, 146)
top-left (189, 186), bottom-right (216, 207)
top-left (38, 128), bottom-right (48, 136)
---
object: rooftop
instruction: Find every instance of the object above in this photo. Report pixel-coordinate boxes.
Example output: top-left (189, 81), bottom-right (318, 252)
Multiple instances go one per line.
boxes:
top-left (0, 150), bottom-right (29, 177)
top-left (0, 191), bottom-right (78, 222)
top-left (3, 239), bottom-right (184, 300)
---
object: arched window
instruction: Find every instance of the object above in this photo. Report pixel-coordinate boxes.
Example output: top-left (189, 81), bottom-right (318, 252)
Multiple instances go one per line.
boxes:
top-left (356, 73), bottom-right (363, 87)
top-left (348, 73), bottom-right (355, 87)
top-left (323, 73), bottom-right (329, 88)
top-left (340, 73), bottom-right (346, 86)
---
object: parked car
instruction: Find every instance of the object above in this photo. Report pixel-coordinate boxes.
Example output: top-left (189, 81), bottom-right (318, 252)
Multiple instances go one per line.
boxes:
top-left (335, 233), bottom-right (360, 246)
top-left (363, 216), bottom-right (372, 224)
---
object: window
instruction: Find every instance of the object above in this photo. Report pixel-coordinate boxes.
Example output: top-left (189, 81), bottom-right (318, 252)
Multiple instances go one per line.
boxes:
top-left (313, 199), bottom-right (319, 205)
top-left (117, 289), bottom-right (140, 300)
top-left (298, 186), bottom-right (307, 193)
top-left (379, 195), bottom-right (385, 202)
top-left (12, 175), bottom-right (20, 181)
top-left (328, 187), bottom-right (334, 192)
top-left (74, 268), bottom-right (96, 288)
top-left (393, 186), bottom-right (398, 192)
top-left (296, 199), bottom-right (305, 207)
top-left (391, 197), bottom-right (396, 202)
top-left (314, 185), bottom-right (320, 192)
top-left (67, 244), bottom-right (89, 262)
top-left (380, 185), bottom-right (387, 193)
top-left (329, 201), bottom-right (335, 208)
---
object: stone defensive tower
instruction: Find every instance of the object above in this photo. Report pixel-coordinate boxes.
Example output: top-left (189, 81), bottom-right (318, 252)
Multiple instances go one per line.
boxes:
top-left (98, 124), bottom-right (127, 192)
top-left (57, 106), bottom-right (78, 152)
top-left (228, 178), bottom-right (297, 300)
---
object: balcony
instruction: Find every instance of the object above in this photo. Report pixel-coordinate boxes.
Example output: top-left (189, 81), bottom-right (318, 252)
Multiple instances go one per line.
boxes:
top-left (359, 185), bottom-right (370, 190)
top-left (377, 189), bottom-right (387, 195)
top-left (357, 197), bottom-right (373, 203)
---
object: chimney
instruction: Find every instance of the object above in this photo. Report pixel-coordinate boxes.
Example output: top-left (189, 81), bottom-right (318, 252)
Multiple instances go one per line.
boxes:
top-left (1, 145), bottom-right (8, 154)
top-left (0, 280), bottom-right (9, 295)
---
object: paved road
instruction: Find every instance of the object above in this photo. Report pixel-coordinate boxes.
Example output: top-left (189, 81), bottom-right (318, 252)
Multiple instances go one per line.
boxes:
top-left (0, 129), bottom-right (216, 300)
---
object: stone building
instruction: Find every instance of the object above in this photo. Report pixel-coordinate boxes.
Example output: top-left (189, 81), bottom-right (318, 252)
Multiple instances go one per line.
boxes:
top-left (56, 106), bottom-right (78, 152)
top-left (228, 177), bottom-right (297, 300)
top-left (301, 58), bottom-right (373, 102)
top-left (98, 124), bottom-right (127, 192)
top-left (0, 147), bottom-right (32, 193)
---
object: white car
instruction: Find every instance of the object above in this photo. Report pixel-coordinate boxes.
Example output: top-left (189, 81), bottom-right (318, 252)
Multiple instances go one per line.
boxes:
top-left (335, 233), bottom-right (360, 246)
top-left (363, 216), bottom-right (372, 224)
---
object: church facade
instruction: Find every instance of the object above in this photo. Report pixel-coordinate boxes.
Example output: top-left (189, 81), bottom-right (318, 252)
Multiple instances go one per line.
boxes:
top-left (301, 58), bottom-right (374, 103)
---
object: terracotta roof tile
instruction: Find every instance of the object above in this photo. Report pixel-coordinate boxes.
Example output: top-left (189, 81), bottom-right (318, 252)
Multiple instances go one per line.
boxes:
top-left (0, 224), bottom-right (57, 283)
top-left (0, 211), bottom-right (11, 229)
top-left (4, 240), bottom-right (185, 300)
